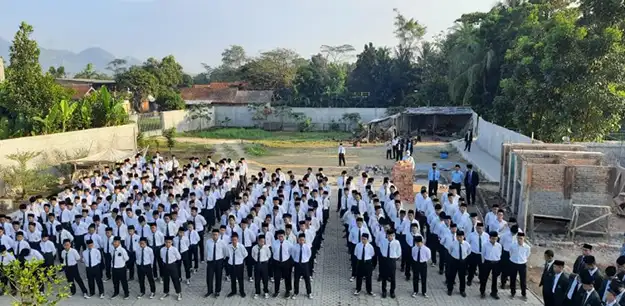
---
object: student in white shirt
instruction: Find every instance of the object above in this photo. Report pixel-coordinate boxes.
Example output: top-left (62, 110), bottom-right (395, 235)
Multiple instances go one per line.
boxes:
top-left (226, 233), bottom-right (248, 298)
top-left (272, 229), bottom-right (293, 298)
top-left (467, 222), bottom-right (489, 286)
top-left (446, 230), bottom-right (471, 296)
top-left (136, 237), bottom-right (156, 299)
top-left (39, 233), bottom-right (56, 267)
top-left (174, 227), bottom-right (192, 285)
top-left (160, 235), bottom-right (182, 301)
top-left (290, 233), bottom-right (312, 299)
top-left (509, 232), bottom-right (531, 299)
top-left (353, 233), bottom-right (375, 296)
top-left (338, 143), bottom-right (346, 166)
top-left (480, 231), bottom-right (502, 299)
top-left (110, 236), bottom-right (130, 299)
top-left (411, 235), bottom-right (431, 298)
top-left (185, 223), bottom-right (201, 272)
top-left (83, 239), bottom-right (105, 299)
top-left (252, 234), bottom-right (271, 299)
top-left (379, 230), bottom-right (402, 298)
top-left (61, 239), bottom-right (88, 298)
top-left (205, 229), bottom-right (227, 298)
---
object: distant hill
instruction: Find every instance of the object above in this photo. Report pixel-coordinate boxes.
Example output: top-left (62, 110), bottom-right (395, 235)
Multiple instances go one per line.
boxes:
top-left (0, 37), bottom-right (141, 75)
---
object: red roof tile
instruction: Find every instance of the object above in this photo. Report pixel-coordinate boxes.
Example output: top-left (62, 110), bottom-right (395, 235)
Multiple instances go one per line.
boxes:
top-left (66, 84), bottom-right (94, 100)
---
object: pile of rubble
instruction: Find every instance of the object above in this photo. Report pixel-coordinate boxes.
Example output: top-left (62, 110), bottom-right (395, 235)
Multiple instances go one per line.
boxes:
top-left (350, 164), bottom-right (392, 177)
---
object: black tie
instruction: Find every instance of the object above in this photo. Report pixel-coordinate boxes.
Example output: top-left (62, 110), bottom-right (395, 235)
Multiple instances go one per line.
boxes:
top-left (479, 235), bottom-right (482, 253)
top-left (178, 238), bottom-right (181, 252)
top-left (279, 242), bottom-right (283, 262)
top-left (417, 246), bottom-right (421, 262)
top-left (361, 244), bottom-right (365, 261)
top-left (212, 241), bottom-right (217, 260)
top-left (458, 242), bottom-right (463, 259)
top-left (256, 246), bottom-right (260, 262)
top-left (386, 241), bottom-right (391, 258)
top-left (141, 247), bottom-right (145, 265)
top-left (106, 239), bottom-right (109, 253)
top-left (166, 224), bottom-right (170, 237)
top-left (299, 245), bottom-right (303, 263)
top-left (129, 235), bottom-right (133, 251)
top-left (165, 247), bottom-right (169, 264)
top-left (65, 251), bottom-right (68, 266)
top-left (88, 249), bottom-right (91, 267)
top-left (242, 230), bottom-right (245, 246)
top-left (152, 233), bottom-right (156, 247)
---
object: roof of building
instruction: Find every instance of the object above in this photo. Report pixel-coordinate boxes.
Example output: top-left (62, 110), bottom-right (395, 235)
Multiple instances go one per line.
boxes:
top-left (403, 106), bottom-right (473, 115)
top-left (56, 78), bottom-right (116, 85)
top-left (68, 84), bottom-right (95, 99)
top-left (234, 90), bottom-right (273, 104)
top-left (182, 88), bottom-right (272, 105)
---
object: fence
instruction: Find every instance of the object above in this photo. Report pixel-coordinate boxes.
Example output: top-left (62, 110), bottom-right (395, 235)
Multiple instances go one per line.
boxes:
top-left (137, 112), bottom-right (163, 133)
top-left (262, 122), bottom-right (349, 132)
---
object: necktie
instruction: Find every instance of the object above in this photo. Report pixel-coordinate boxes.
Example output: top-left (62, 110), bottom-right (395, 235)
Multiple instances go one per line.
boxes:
top-left (129, 235), bottom-right (133, 251)
top-left (152, 233), bottom-right (156, 247)
top-left (256, 246), bottom-right (260, 262)
top-left (386, 241), bottom-right (391, 257)
top-left (212, 241), bottom-right (217, 260)
top-left (279, 242), bottom-right (283, 262)
top-left (165, 247), bottom-right (169, 264)
top-left (88, 249), bottom-right (91, 267)
top-left (166, 224), bottom-right (170, 237)
top-left (117, 225), bottom-right (121, 236)
top-left (458, 242), bottom-right (463, 259)
top-left (358, 228), bottom-right (361, 242)
top-left (16, 243), bottom-right (20, 256)
top-left (65, 251), bottom-right (68, 266)
top-left (479, 235), bottom-right (482, 253)
top-left (141, 247), bottom-right (145, 265)
top-left (178, 238), bottom-right (181, 252)
top-left (361, 244), bottom-right (365, 260)
top-left (233, 246), bottom-right (236, 265)
top-left (106, 239), bottom-right (109, 253)
top-left (417, 246), bottom-right (421, 262)
top-left (299, 245), bottom-right (303, 263)
top-left (242, 230), bottom-right (246, 246)
top-left (413, 235), bottom-right (417, 247)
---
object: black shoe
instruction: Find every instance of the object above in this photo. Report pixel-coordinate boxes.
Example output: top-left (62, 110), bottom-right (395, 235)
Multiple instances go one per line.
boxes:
top-left (400, 267), bottom-right (405, 272)
top-left (204, 292), bottom-right (213, 298)
top-left (480, 293), bottom-right (485, 298)
top-left (492, 294), bottom-right (500, 300)
top-left (227, 292), bottom-right (237, 298)
top-left (460, 292), bottom-right (466, 298)
top-left (272, 292), bottom-right (279, 298)
top-left (439, 270), bottom-right (444, 275)
top-left (390, 292), bottom-right (396, 298)
top-left (377, 277), bottom-right (381, 282)
top-left (467, 280), bottom-right (472, 286)
top-left (381, 291), bottom-right (387, 298)
top-left (447, 290), bottom-right (452, 296)
top-left (283, 292), bottom-right (290, 299)
top-left (405, 276), bottom-right (410, 281)
top-left (214, 292), bottom-right (220, 298)
top-left (240, 293), bottom-right (246, 298)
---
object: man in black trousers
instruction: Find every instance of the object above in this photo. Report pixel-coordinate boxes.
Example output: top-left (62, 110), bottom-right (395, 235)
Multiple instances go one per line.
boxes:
top-left (136, 238), bottom-right (156, 299)
top-left (205, 229), bottom-right (226, 298)
top-left (464, 164), bottom-right (479, 206)
top-left (83, 239), bottom-right (105, 299)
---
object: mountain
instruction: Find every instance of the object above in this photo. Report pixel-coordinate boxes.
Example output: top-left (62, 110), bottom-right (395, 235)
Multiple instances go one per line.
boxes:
top-left (0, 37), bottom-right (142, 76)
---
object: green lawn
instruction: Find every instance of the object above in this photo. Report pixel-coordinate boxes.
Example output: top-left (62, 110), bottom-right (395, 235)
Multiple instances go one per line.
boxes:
top-left (187, 128), bottom-right (352, 141)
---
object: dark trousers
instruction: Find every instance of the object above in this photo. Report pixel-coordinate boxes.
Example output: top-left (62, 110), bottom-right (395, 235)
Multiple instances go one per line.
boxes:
top-left (74, 234), bottom-right (85, 252)
top-left (399, 239), bottom-right (409, 271)
top-left (177, 251), bottom-right (191, 280)
top-left (381, 257), bottom-right (397, 294)
top-left (338, 153), bottom-right (346, 166)
top-left (479, 260), bottom-right (499, 295)
top-left (189, 245), bottom-right (199, 269)
top-left (439, 247), bottom-right (448, 273)
top-left (229, 264), bottom-right (245, 294)
top-left (293, 262), bottom-right (311, 295)
top-left (427, 234), bottom-right (439, 264)
top-left (467, 252), bottom-right (482, 282)
top-left (500, 250), bottom-right (510, 286)
top-left (103, 253), bottom-right (112, 279)
top-left (450, 182), bottom-right (461, 194)
top-left (245, 247), bottom-right (254, 278)
top-left (273, 260), bottom-right (292, 293)
top-left (206, 259), bottom-right (224, 294)
top-left (127, 253), bottom-right (136, 279)
top-left (510, 263), bottom-right (527, 296)
top-left (254, 261), bottom-right (269, 294)
top-left (464, 141), bottom-right (472, 152)
top-left (428, 180), bottom-right (439, 197)
top-left (336, 189), bottom-right (343, 212)
top-left (206, 208), bottom-right (215, 228)
top-left (137, 264), bottom-right (156, 294)
top-left (112, 267), bottom-right (129, 296)
top-left (86, 265), bottom-right (104, 295)
top-left (151, 246), bottom-right (163, 279)
top-left (64, 265), bottom-right (87, 295)
top-left (356, 260), bottom-right (372, 293)
top-left (197, 231), bottom-right (205, 261)
top-left (163, 263), bottom-right (181, 294)
top-left (386, 149), bottom-right (392, 159)
top-left (412, 261), bottom-right (428, 294)
top-left (447, 258), bottom-right (467, 293)
top-left (466, 185), bottom-right (477, 206)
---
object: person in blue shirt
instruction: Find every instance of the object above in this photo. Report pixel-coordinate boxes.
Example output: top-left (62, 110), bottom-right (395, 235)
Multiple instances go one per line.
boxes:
top-left (450, 164), bottom-right (464, 194)
top-left (428, 163), bottom-right (441, 197)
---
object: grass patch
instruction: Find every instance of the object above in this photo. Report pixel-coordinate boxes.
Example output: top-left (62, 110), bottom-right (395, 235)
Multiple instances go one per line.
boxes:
top-left (244, 143), bottom-right (270, 156)
top-left (187, 128), bottom-right (351, 142)
top-left (146, 138), bottom-right (214, 159)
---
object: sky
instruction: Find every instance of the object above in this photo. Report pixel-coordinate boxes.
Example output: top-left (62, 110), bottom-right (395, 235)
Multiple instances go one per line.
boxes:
top-left (0, 0), bottom-right (498, 73)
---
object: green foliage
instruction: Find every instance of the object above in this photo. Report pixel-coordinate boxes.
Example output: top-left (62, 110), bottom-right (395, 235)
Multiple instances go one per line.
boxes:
top-left (244, 143), bottom-right (269, 156)
top-left (155, 88), bottom-right (185, 111)
top-left (73, 63), bottom-right (110, 80)
top-left (0, 151), bottom-right (58, 200)
top-left (88, 86), bottom-right (129, 127)
top-left (163, 127), bottom-right (177, 152)
top-left (47, 66), bottom-right (66, 78)
top-left (185, 105), bottom-right (213, 130)
top-left (136, 131), bottom-right (147, 148)
top-left (0, 259), bottom-right (71, 306)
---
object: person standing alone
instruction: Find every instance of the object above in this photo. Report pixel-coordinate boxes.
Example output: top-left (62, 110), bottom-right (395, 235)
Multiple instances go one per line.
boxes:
top-left (464, 129), bottom-right (473, 152)
top-left (338, 143), bottom-right (346, 166)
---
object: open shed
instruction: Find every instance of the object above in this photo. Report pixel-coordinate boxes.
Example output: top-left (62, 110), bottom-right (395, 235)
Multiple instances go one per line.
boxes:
top-left (396, 106), bottom-right (473, 136)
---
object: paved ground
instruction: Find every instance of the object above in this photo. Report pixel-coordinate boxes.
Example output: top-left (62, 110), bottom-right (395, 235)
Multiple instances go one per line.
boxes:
top-left (0, 211), bottom-right (543, 306)
top-left (451, 140), bottom-right (501, 182)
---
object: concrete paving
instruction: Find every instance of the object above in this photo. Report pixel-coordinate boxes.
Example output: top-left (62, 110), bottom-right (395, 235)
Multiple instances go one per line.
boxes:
top-left (0, 212), bottom-right (542, 306)
top-left (451, 140), bottom-right (501, 182)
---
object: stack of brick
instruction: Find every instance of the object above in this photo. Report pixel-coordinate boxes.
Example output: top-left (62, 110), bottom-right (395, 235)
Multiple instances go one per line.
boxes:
top-left (392, 160), bottom-right (415, 202)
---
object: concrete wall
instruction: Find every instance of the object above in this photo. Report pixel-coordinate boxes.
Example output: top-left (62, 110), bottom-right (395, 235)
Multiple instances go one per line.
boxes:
top-left (577, 142), bottom-right (625, 166)
top-left (0, 124), bottom-right (137, 167)
top-left (475, 117), bottom-right (533, 163)
top-left (213, 106), bottom-right (387, 130)
top-left (161, 109), bottom-right (215, 132)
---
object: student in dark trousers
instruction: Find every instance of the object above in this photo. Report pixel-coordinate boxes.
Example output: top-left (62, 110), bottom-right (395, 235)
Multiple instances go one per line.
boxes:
top-left (102, 227), bottom-right (113, 281)
top-left (411, 235), bottom-right (431, 298)
top-left (464, 129), bottom-right (473, 152)
top-left (110, 236), bottom-right (130, 300)
top-left (509, 232), bottom-right (531, 300)
top-left (83, 239), bottom-right (105, 299)
top-left (39, 234), bottom-right (56, 268)
top-left (291, 233), bottom-right (313, 299)
top-left (464, 164), bottom-right (480, 206)
top-left (239, 219), bottom-right (255, 281)
top-left (380, 230), bottom-right (401, 298)
top-left (354, 233), bottom-right (375, 296)
top-left (160, 236), bottom-right (183, 301)
top-left (226, 233), bottom-right (247, 298)
top-left (61, 239), bottom-right (88, 298)
top-left (252, 234), bottom-right (271, 299)
top-left (446, 230), bottom-right (471, 297)
top-left (125, 225), bottom-right (139, 281)
top-left (338, 143), bottom-right (346, 166)
top-left (480, 231), bottom-right (502, 299)
top-left (136, 238), bottom-right (156, 299)
top-left (148, 223), bottom-right (164, 282)
top-left (204, 229), bottom-right (226, 298)
top-left (272, 230), bottom-right (293, 298)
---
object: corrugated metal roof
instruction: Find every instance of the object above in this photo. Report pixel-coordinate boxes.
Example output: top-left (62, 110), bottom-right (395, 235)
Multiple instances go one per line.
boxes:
top-left (404, 106), bottom-right (473, 115)
top-left (234, 90), bottom-right (273, 104)
top-left (368, 113), bottom-right (399, 124)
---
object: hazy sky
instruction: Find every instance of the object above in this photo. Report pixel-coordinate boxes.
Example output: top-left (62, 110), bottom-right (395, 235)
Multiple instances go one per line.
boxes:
top-left (0, 0), bottom-right (497, 73)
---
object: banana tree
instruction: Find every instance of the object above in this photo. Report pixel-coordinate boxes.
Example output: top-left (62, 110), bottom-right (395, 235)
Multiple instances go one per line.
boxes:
top-left (32, 105), bottom-right (60, 135)
top-left (58, 99), bottom-right (78, 132)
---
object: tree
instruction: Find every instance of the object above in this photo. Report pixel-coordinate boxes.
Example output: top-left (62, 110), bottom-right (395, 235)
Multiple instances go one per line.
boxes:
top-left (155, 88), bottom-right (185, 111)
top-left (393, 8), bottom-right (427, 49)
top-left (0, 151), bottom-right (57, 199)
top-left (88, 87), bottom-right (129, 127)
top-left (115, 66), bottom-right (159, 111)
top-left (320, 44), bottom-right (356, 63)
top-left (0, 259), bottom-right (70, 306)
top-left (239, 48), bottom-right (306, 90)
top-left (57, 99), bottom-right (78, 132)
top-left (47, 66), bottom-right (66, 78)
top-left (163, 128), bottom-right (177, 153)
top-left (185, 105), bottom-right (212, 130)
top-left (106, 58), bottom-right (128, 76)
top-left (221, 45), bottom-right (247, 68)
top-left (74, 63), bottom-right (109, 80)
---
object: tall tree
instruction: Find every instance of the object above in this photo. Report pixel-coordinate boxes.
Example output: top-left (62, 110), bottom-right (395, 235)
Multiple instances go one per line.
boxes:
top-left (320, 44), bottom-right (356, 63)
top-left (106, 58), bottom-right (128, 76)
top-left (48, 66), bottom-right (66, 78)
top-left (74, 63), bottom-right (110, 80)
